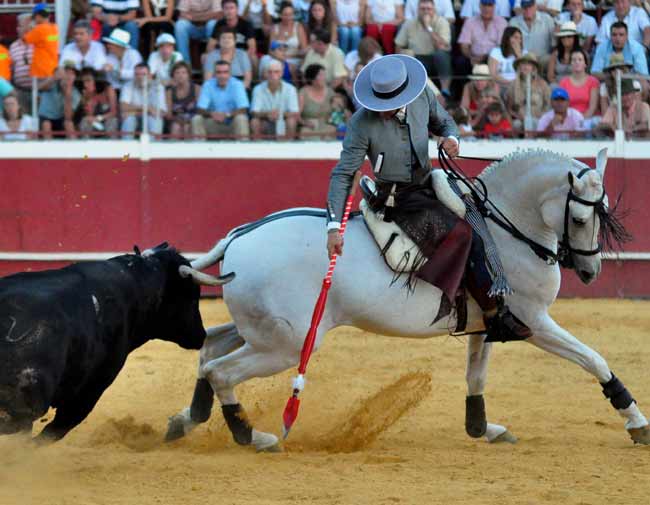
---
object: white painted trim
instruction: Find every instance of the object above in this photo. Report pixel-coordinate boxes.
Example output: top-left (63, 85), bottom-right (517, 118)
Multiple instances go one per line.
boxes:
top-left (0, 139), bottom-right (649, 159)
top-left (0, 251), bottom-right (648, 262)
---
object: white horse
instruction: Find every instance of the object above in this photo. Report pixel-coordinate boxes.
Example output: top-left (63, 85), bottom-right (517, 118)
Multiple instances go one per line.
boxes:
top-left (166, 149), bottom-right (650, 451)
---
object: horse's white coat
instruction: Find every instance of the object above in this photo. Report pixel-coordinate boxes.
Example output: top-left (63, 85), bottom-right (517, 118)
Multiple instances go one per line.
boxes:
top-left (184, 149), bottom-right (647, 445)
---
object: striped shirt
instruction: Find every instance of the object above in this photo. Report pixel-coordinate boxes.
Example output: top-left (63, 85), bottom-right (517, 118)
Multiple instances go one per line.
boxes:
top-left (91, 0), bottom-right (140, 14)
top-left (8, 39), bottom-right (33, 89)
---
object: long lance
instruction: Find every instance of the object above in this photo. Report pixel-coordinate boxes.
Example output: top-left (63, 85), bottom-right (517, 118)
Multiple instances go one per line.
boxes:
top-left (281, 171), bottom-right (362, 439)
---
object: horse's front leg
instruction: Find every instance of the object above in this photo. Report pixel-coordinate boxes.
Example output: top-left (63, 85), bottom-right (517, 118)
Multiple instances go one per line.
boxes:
top-left (530, 315), bottom-right (650, 445)
top-left (465, 334), bottom-right (517, 443)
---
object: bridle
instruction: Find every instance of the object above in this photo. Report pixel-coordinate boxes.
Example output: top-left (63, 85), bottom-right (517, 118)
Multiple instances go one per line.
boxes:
top-left (557, 167), bottom-right (605, 269)
top-left (439, 151), bottom-right (605, 269)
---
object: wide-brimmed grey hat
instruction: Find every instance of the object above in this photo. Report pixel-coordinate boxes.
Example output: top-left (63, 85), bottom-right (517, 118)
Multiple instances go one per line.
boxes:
top-left (353, 54), bottom-right (427, 112)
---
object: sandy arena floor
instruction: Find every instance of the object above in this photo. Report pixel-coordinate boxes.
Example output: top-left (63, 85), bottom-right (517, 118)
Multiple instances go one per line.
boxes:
top-left (1, 299), bottom-right (649, 505)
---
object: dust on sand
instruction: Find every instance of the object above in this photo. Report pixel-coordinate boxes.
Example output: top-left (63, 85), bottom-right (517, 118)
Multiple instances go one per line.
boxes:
top-left (1, 299), bottom-right (649, 505)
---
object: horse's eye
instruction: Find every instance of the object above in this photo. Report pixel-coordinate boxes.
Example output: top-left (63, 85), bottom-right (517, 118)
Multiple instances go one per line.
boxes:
top-left (572, 217), bottom-right (586, 227)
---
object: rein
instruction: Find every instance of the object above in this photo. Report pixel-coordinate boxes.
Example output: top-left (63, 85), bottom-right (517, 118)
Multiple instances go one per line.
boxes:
top-left (438, 149), bottom-right (605, 268)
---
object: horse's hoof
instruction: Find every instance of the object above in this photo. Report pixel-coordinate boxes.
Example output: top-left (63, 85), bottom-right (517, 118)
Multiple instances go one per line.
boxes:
top-left (252, 429), bottom-right (280, 452)
top-left (628, 425), bottom-right (650, 445)
top-left (256, 442), bottom-right (283, 453)
top-left (465, 395), bottom-right (487, 438)
top-left (490, 430), bottom-right (518, 444)
top-left (165, 417), bottom-right (186, 442)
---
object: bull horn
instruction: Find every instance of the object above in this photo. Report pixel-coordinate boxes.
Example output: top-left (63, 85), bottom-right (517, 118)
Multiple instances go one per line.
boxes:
top-left (178, 265), bottom-right (235, 286)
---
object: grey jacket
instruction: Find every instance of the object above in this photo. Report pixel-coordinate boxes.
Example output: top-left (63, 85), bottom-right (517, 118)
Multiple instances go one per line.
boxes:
top-left (327, 86), bottom-right (459, 225)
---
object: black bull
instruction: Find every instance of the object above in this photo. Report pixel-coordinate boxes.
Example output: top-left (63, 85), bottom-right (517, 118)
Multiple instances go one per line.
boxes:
top-left (0, 247), bottom-right (209, 441)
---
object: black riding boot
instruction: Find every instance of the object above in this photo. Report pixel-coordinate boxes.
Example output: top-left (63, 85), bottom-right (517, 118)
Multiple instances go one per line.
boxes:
top-left (465, 232), bottom-right (532, 342)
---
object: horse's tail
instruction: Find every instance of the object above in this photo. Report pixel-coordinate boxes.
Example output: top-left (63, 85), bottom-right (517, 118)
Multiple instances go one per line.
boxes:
top-left (190, 236), bottom-right (234, 271)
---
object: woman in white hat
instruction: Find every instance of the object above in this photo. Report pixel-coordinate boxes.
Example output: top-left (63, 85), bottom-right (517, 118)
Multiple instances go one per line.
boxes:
top-left (460, 63), bottom-right (501, 126)
top-left (547, 21), bottom-right (580, 83)
top-left (147, 32), bottom-right (183, 86)
top-left (326, 54), bottom-right (532, 342)
top-left (505, 53), bottom-right (550, 131)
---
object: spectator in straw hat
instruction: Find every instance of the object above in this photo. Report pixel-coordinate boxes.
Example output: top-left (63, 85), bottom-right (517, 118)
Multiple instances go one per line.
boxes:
top-left (547, 21), bottom-right (580, 83)
top-left (558, 0), bottom-right (598, 54)
top-left (597, 53), bottom-right (647, 113)
top-left (599, 78), bottom-right (650, 136)
top-left (505, 52), bottom-right (551, 130)
top-left (103, 27), bottom-right (143, 90)
top-left (147, 33), bottom-right (183, 86)
top-left (591, 21), bottom-right (648, 76)
top-left (460, 63), bottom-right (501, 125)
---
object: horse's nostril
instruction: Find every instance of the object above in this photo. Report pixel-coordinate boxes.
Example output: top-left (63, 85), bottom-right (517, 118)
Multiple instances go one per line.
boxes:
top-left (580, 270), bottom-right (593, 280)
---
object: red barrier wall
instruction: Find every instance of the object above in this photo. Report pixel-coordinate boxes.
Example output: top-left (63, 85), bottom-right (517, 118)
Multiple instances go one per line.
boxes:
top-left (0, 157), bottom-right (648, 297)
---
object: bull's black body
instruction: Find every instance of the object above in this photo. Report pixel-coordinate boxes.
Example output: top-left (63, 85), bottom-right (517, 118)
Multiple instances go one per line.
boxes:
top-left (0, 248), bottom-right (206, 441)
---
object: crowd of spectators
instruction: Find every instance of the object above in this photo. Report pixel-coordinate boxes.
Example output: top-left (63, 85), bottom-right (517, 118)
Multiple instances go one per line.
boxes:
top-left (1, 0), bottom-right (650, 140)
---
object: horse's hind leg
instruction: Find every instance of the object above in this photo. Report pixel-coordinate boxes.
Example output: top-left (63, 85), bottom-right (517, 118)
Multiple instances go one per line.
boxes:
top-left (201, 342), bottom-right (297, 452)
top-left (465, 334), bottom-right (517, 444)
top-left (165, 323), bottom-right (244, 442)
top-left (530, 315), bottom-right (650, 445)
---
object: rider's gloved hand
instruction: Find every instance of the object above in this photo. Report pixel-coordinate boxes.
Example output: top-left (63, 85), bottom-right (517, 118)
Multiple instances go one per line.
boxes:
top-left (327, 230), bottom-right (344, 259)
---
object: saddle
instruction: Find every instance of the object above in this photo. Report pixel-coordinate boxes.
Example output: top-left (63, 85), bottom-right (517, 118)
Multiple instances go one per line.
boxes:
top-left (359, 171), bottom-right (467, 275)
top-left (360, 172), bottom-right (472, 331)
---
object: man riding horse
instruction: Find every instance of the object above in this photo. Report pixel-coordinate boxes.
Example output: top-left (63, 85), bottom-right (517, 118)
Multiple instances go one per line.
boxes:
top-left (326, 54), bottom-right (531, 341)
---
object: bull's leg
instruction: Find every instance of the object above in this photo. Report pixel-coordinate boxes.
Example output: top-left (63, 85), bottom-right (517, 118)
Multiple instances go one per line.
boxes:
top-left (36, 382), bottom-right (108, 442)
top-left (201, 342), bottom-right (298, 452)
top-left (465, 334), bottom-right (517, 444)
top-left (165, 323), bottom-right (244, 442)
top-left (529, 315), bottom-right (650, 445)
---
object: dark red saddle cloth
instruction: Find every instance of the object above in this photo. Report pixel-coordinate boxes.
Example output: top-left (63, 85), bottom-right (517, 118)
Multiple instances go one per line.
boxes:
top-left (379, 184), bottom-right (472, 319)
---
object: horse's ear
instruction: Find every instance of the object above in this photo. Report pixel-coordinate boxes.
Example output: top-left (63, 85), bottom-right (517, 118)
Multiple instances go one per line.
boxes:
top-left (596, 148), bottom-right (608, 181)
top-left (568, 172), bottom-right (585, 194)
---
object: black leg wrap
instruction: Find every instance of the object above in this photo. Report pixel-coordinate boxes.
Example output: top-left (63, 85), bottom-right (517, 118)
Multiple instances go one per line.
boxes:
top-left (465, 395), bottom-right (487, 438)
top-left (600, 373), bottom-right (635, 410)
top-left (190, 379), bottom-right (214, 423)
top-left (222, 404), bottom-right (253, 446)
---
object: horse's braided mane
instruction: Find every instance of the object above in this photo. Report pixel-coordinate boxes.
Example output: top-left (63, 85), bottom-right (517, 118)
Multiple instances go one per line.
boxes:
top-left (479, 148), bottom-right (573, 179)
top-left (477, 148), bottom-right (632, 251)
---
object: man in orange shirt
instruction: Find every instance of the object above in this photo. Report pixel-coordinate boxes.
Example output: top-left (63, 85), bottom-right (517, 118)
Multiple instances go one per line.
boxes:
top-left (0, 44), bottom-right (11, 81)
top-left (23, 3), bottom-right (59, 79)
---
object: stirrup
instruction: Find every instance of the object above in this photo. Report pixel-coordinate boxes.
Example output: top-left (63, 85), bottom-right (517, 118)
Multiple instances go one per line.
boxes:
top-left (483, 304), bottom-right (532, 343)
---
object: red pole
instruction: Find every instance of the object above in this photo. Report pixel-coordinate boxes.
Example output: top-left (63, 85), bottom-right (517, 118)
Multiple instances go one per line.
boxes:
top-left (282, 171), bottom-right (361, 438)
